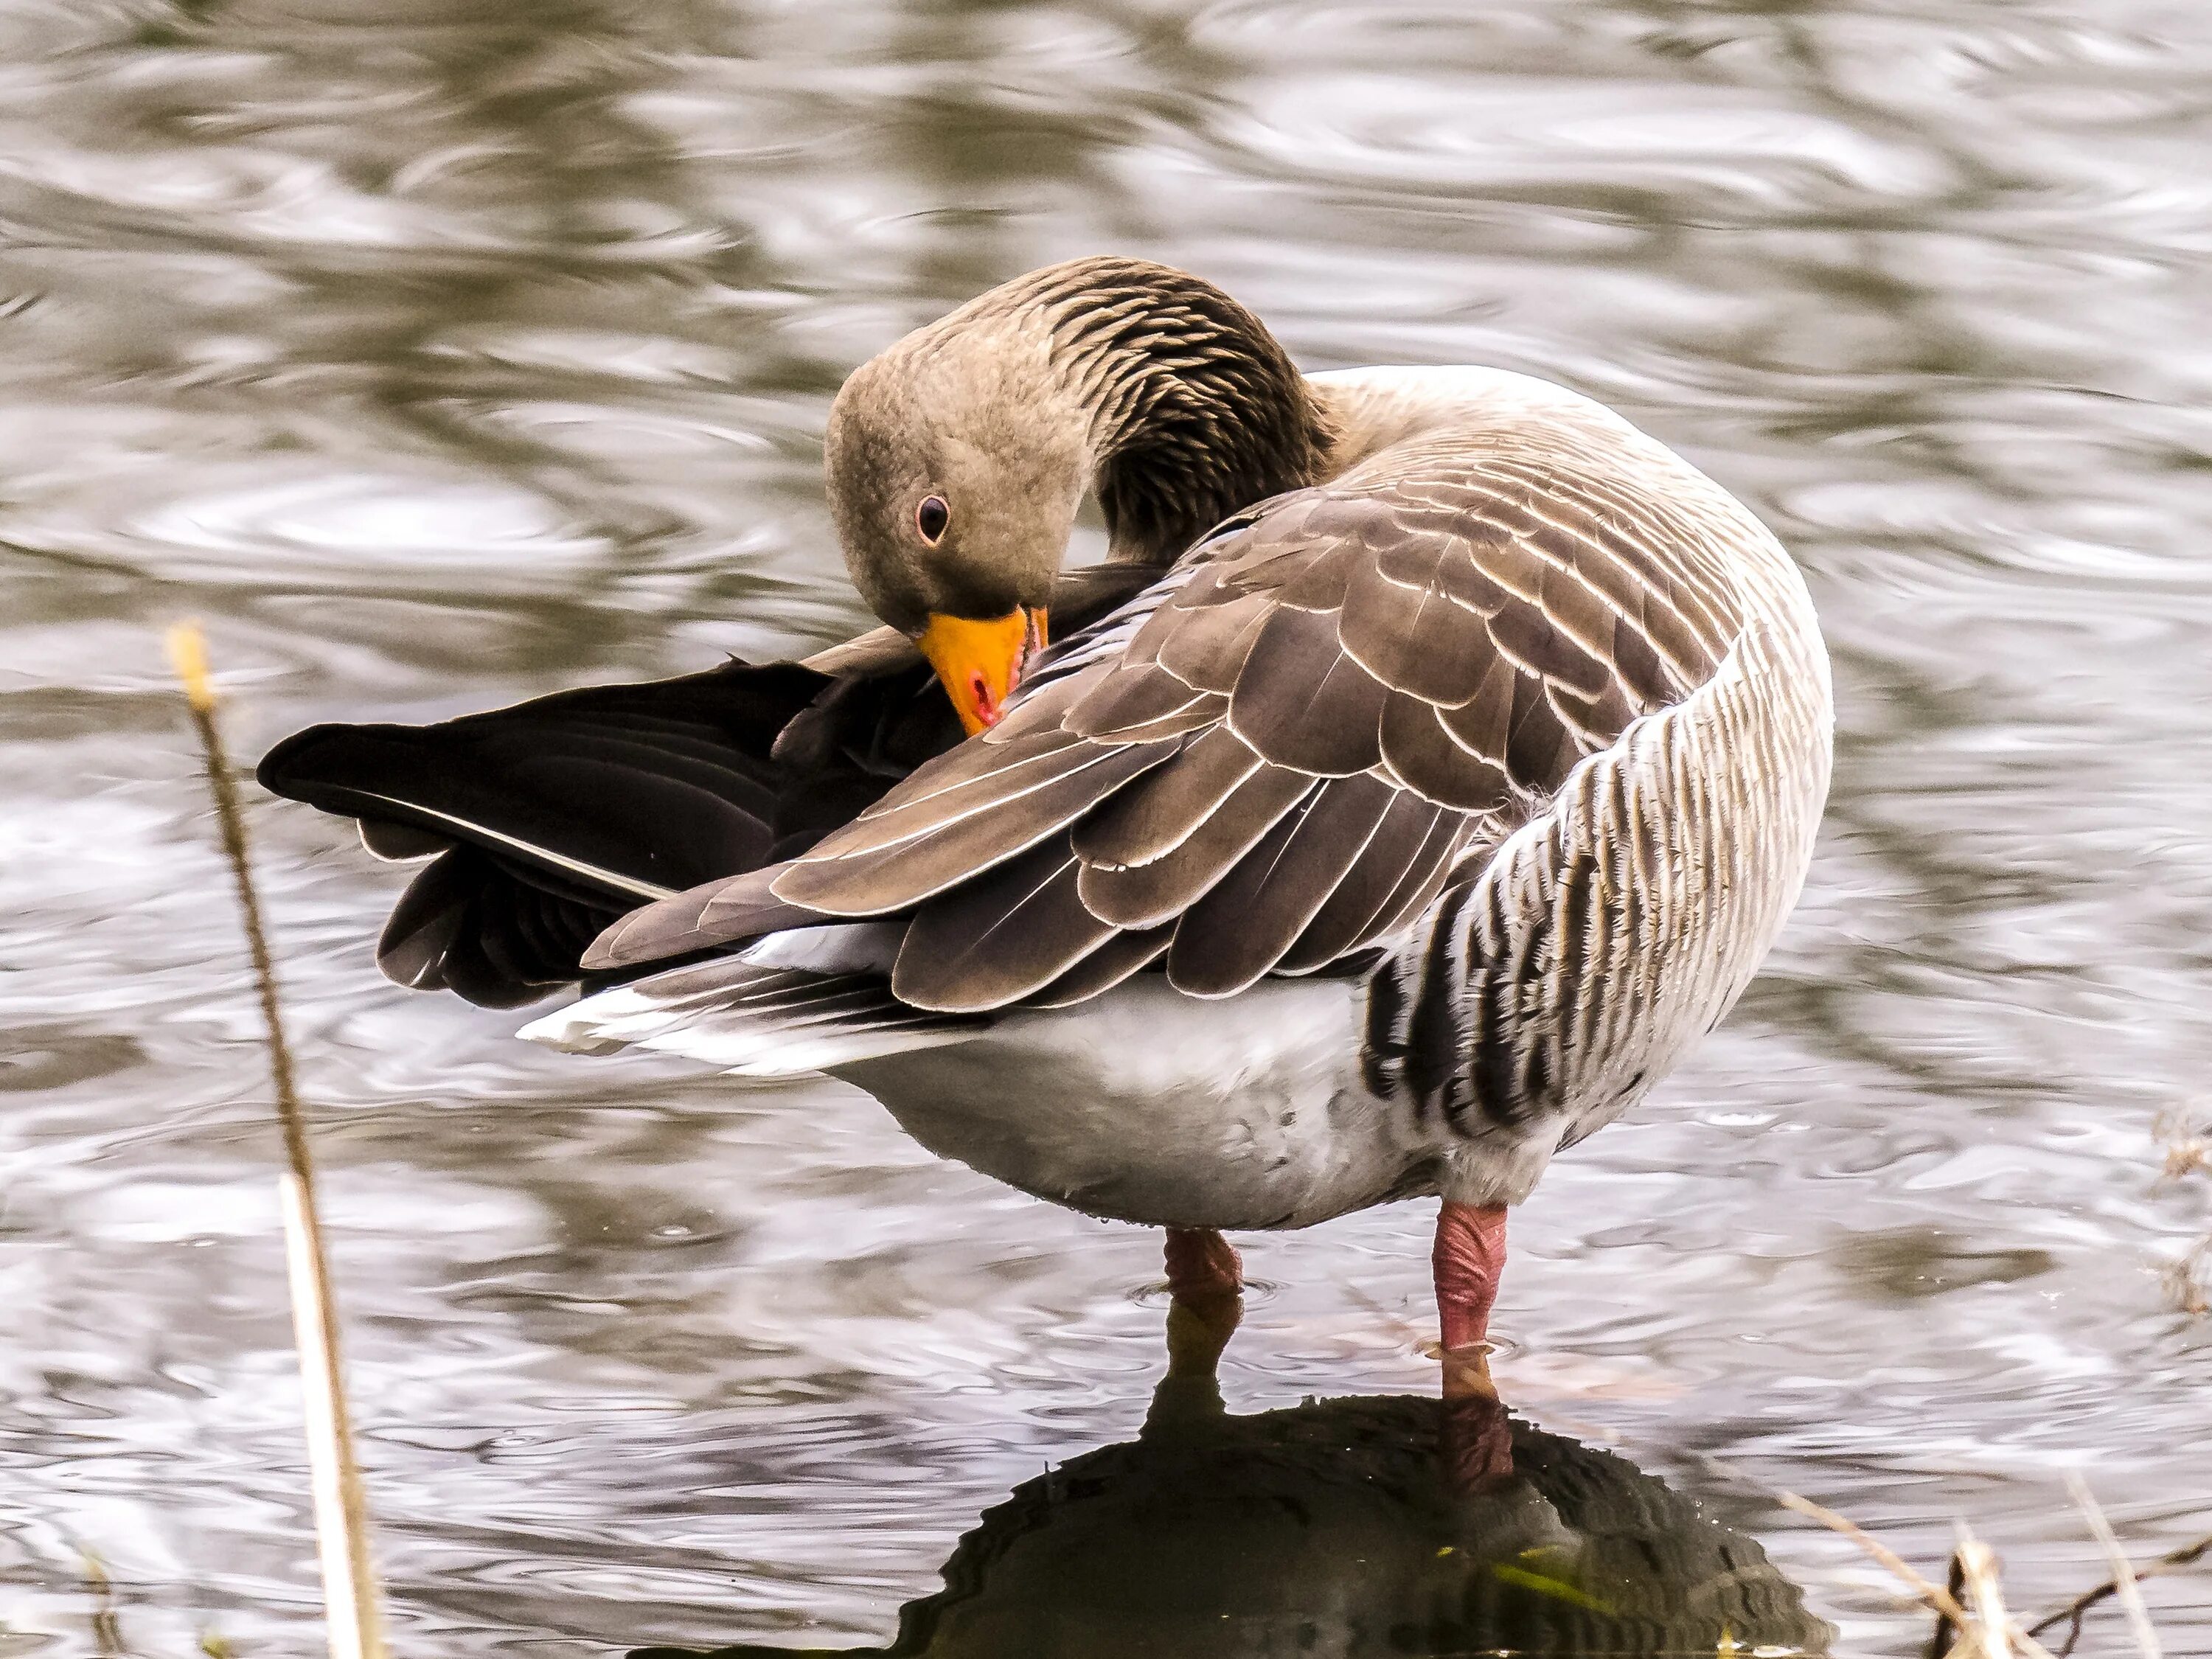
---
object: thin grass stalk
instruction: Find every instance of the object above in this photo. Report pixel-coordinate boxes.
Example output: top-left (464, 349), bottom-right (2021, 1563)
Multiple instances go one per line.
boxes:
top-left (78, 1546), bottom-right (123, 1658)
top-left (1769, 1489), bottom-right (2059, 1659)
top-left (1773, 1489), bottom-right (1977, 1631)
top-left (2027, 1527), bottom-right (2212, 1653)
top-left (169, 623), bottom-right (389, 1659)
top-left (2065, 1475), bottom-right (2162, 1659)
top-left (1955, 1528), bottom-right (2013, 1659)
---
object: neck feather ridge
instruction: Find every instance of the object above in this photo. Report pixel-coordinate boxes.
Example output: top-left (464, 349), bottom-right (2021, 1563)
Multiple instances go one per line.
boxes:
top-left (1014, 259), bottom-right (1337, 565)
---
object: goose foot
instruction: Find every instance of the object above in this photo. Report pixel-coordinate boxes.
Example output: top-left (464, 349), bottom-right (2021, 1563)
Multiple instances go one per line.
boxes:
top-left (1434, 1200), bottom-right (1508, 1401)
top-left (1162, 1227), bottom-right (1242, 1378)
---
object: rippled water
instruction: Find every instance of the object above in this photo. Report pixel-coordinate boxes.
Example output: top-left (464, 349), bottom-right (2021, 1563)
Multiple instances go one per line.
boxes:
top-left (5, 1), bottom-right (2212, 1653)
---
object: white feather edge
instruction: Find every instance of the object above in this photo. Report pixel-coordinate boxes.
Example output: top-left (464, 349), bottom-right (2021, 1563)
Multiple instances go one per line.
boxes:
top-left (343, 790), bottom-right (678, 901)
top-left (519, 991), bottom-right (981, 1075)
top-left (734, 920), bottom-right (902, 975)
top-left (518, 930), bottom-right (988, 1077)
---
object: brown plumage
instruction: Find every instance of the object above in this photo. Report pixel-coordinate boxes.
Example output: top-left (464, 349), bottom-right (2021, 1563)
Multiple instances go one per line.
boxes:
top-left (276, 255), bottom-right (1753, 1022)
top-left (263, 260), bottom-right (1833, 1372)
top-left (586, 446), bottom-right (1728, 1013)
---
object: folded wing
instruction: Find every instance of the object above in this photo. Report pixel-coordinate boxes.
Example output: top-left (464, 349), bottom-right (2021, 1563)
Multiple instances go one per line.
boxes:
top-left (591, 456), bottom-right (1741, 1012)
top-left (259, 566), bottom-right (1166, 1008)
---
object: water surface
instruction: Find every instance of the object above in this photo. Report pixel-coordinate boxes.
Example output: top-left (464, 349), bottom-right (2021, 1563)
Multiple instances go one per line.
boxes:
top-left (3, 1), bottom-right (2211, 1653)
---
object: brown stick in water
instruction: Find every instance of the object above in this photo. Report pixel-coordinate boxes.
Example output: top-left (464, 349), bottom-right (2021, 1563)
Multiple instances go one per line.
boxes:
top-left (2026, 1526), bottom-right (2212, 1657)
top-left (1768, 1489), bottom-right (2059, 1659)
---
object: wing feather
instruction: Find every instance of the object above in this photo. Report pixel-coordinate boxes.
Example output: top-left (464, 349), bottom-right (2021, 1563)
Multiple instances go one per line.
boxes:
top-left (584, 868), bottom-right (830, 972)
top-left (1276, 793), bottom-right (1447, 973)
top-left (1076, 764), bottom-right (1314, 928)
top-left (835, 724), bottom-right (1096, 835)
top-left (586, 450), bottom-right (1736, 1014)
top-left (1225, 604), bottom-right (1388, 776)
top-left (771, 737), bottom-right (1176, 914)
top-left (1164, 773), bottom-right (1397, 996)
top-left (892, 836), bottom-right (1119, 1012)
top-left (1378, 694), bottom-right (1516, 812)
top-left (1150, 589), bottom-right (1273, 692)
top-left (1073, 724), bottom-right (1262, 870)
top-left (1487, 590), bottom-right (1612, 698)
top-left (1366, 810), bottom-right (1480, 944)
top-left (1338, 546), bottom-right (1495, 706)
top-left (1026, 925), bottom-right (1173, 1009)
top-left (1062, 666), bottom-right (1222, 741)
top-left (1435, 653), bottom-right (1520, 772)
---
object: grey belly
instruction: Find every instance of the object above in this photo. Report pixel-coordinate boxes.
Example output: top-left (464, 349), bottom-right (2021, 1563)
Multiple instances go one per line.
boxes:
top-left (832, 978), bottom-right (1434, 1231)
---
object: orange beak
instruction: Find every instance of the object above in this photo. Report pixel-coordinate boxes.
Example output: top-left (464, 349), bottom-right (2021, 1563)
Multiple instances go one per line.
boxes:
top-left (917, 607), bottom-right (1048, 736)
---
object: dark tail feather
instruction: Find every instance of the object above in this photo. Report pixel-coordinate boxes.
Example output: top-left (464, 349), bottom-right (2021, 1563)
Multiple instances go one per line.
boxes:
top-left (259, 660), bottom-right (832, 895)
top-left (258, 660), bottom-right (849, 1006)
top-left (377, 846), bottom-right (623, 1009)
top-left (257, 569), bottom-right (1163, 1009)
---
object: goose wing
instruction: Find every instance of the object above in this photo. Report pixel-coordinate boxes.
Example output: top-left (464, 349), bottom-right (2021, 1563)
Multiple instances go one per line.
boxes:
top-left (588, 459), bottom-right (1739, 1012)
top-left (256, 568), bottom-right (1155, 1007)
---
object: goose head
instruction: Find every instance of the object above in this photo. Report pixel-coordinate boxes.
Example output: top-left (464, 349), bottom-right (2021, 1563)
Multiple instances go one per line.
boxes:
top-left (825, 318), bottom-right (1074, 734)
top-left (824, 257), bottom-right (1338, 734)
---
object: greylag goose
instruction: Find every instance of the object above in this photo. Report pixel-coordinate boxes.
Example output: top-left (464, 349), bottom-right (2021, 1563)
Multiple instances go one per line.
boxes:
top-left (261, 257), bottom-right (1832, 1382)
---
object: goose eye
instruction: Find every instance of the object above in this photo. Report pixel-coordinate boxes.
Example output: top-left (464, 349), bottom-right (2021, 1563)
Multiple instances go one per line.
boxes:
top-left (916, 495), bottom-right (950, 543)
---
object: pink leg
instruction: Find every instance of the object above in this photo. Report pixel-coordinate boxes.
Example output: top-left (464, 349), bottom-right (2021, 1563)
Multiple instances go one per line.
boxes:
top-left (1434, 1201), bottom-right (1507, 1370)
top-left (1162, 1228), bottom-right (1242, 1379)
top-left (1434, 1200), bottom-right (1513, 1482)
top-left (1164, 1227), bottom-right (1242, 1303)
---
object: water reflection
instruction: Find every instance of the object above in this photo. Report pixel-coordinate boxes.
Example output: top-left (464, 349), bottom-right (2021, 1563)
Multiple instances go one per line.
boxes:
top-left (636, 1315), bottom-right (1828, 1659)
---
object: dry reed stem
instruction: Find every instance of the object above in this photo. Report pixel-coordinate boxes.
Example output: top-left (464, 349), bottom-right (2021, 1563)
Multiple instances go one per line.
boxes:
top-left (2164, 1243), bottom-right (2211, 1318)
top-left (2027, 1528), bottom-right (2212, 1655)
top-left (2062, 1477), bottom-right (2163, 1659)
top-left (1770, 1489), bottom-right (2058, 1659)
top-left (1955, 1528), bottom-right (2014, 1659)
top-left (2152, 1109), bottom-right (2206, 1185)
top-left (77, 1545), bottom-right (122, 1658)
top-left (1771, 1491), bottom-right (1973, 1626)
top-left (1931, 1551), bottom-right (1970, 1659)
top-left (169, 623), bottom-right (389, 1659)
top-left (2152, 1110), bottom-right (2210, 1315)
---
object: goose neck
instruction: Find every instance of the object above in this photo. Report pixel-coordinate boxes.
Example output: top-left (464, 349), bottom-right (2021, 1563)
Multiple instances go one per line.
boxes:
top-left (1012, 260), bottom-right (1338, 565)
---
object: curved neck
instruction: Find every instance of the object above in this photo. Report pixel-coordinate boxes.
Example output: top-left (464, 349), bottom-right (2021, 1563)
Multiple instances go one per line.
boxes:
top-left (1018, 260), bottom-right (1338, 564)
